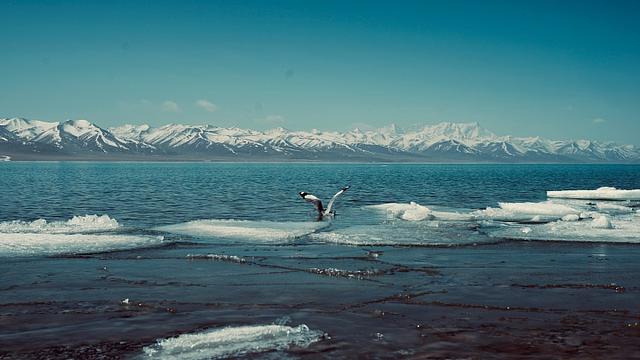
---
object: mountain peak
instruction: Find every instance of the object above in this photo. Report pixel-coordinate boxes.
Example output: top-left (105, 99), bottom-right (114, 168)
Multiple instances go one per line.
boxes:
top-left (1, 117), bottom-right (638, 162)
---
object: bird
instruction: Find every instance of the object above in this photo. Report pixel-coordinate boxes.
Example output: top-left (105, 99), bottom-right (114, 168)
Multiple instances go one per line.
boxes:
top-left (299, 185), bottom-right (350, 221)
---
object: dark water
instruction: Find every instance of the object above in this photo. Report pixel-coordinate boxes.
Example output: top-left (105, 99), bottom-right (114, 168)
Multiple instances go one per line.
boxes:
top-left (1, 163), bottom-right (639, 359)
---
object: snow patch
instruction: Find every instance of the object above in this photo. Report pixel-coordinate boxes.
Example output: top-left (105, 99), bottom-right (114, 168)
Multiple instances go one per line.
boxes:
top-left (142, 324), bottom-right (324, 359)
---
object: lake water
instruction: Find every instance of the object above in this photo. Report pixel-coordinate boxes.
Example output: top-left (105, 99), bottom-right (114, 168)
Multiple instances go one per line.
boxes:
top-left (1, 163), bottom-right (639, 359)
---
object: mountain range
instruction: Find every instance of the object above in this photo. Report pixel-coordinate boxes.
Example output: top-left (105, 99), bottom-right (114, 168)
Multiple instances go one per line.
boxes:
top-left (1, 117), bottom-right (638, 162)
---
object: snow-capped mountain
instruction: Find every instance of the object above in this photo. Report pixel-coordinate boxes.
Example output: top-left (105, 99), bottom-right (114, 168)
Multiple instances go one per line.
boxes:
top-left (1, 117), bottom-right (638, 162)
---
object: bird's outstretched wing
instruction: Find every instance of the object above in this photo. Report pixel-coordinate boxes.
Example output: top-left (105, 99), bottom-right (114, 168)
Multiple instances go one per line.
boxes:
top-left (324, 185), bottom-right (350, 215)
top-left (303, 194), bottom-right (324, 214)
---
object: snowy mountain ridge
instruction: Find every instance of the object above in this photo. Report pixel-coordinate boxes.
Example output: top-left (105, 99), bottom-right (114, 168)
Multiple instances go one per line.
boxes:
top-left (1, 117), bottom-right (638, 162)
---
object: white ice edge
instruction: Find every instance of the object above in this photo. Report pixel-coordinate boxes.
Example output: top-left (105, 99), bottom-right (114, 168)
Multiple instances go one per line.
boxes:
top-left (365, 201), bottom-right (582, 223)
top-left (547, 187), bottom-right (640, 200)
top-left (0, 214), bottom-right (120, 234)
top-left (0, 233), bottom-right (164, 257)
top-left (363, 196), bottom-right (640, 244)
top-left (154, 219), bottom-right (329, 242)
top-left (142, 324), bottom-right (324, 360)
top-left (485, 215), bottom-right (640, 243)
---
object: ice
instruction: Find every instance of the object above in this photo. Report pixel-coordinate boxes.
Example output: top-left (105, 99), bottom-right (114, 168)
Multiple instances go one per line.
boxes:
top-left (0, 233), bottom-right (164, 257)
top-left (547, 187), bottom-right (640, 200)
top-left (595, 202), bottom-right (634, 213)
top-left (486, 215), bottom-right (640, 243)
top-left (0, 215), bottom-right (119, 234)
top-left (591, 215), bottom-right (613, 229)
top-left (154, 219), bottom-right (328, 242)
top-left (561, 214), bottom-right (580, 222)
top-left (142, 324), bottom-right (324, 360)
top-left (366, 202), bottom-right (433, 221)
top-left (365, 202), bottom-right (474, 221)
top-left (310, 222), bottom-right (490, 246)
top-left (474, 202), bottom-right (580, 223)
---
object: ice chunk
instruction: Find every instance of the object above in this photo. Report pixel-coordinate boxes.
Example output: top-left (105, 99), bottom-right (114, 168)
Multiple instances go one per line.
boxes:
top-left (547, 187), bottom-right (640, 200)
top-left (368, 201), bottom-right (580, 223)
top-left (154, 219), bottom-right (327, 242)
top-left (595, 202), bottom-right (634, 213)
top-left (310, 222), bottom-right (490, 246)
top-left (142, 324), bottom-right (324, 359)
top-left (0, 233), bottom-right (164, 257)
top-left (365, 202), bottom-right (474, 222)
top-left (496, 202), bottom-right (579, 216)
top-left (474, 201), bottom-right (579, 222)
top-left (366, 202), bottom-right (433, 221)
top-left (591, 215), bottom-right (613, 229)
top-left (561, 214), bottom-right (580, 222)
top-left (0, 215), bottom-right (119, 234)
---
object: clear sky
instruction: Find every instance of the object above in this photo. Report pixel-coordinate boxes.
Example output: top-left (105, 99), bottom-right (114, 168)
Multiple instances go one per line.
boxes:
top-left (1, 0), bottom-right (639, 144)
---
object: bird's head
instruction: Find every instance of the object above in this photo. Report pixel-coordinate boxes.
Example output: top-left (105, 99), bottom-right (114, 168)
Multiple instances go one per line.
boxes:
top-left (299, 192), bottom-right (307, 198)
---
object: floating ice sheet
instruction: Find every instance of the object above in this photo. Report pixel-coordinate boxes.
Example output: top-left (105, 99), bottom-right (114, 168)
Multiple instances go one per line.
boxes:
top-left (365, 202), bottom-right (474, 222)
top-left (0, 214), bottom-right (120, 234)
top-left (486, 215), bottom-right (640, 243)
top-left (142, 324), bottom-right (324, 360)
top-left (310, 222), bottom-right (489, 246)
top-left (474, 201), bottom-right (581, 223)
top-left (367, 201), bottom-right (581, 223)
top-left (0, 233), bottom-right (164, 257)
top-left (547, 187), bottom-right (640, 200)
top-left (155, 219), bottom-right (328, 242)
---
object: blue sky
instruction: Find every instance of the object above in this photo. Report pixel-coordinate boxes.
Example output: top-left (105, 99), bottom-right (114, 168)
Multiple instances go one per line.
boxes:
top-left (1, 0), bottom-right (639, 144)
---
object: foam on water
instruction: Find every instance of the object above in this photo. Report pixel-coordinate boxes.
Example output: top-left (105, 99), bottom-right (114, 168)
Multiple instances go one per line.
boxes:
top-left (142, 324), bottom-right (324, 360)
top-left (0, 233), bottom-right (164, 257)
top-left (547, 187), bottom-right (640, 200)
top-left (155, 219), bottom-right (328, 242)
top-left (0, 214), bottom-right (119, 234)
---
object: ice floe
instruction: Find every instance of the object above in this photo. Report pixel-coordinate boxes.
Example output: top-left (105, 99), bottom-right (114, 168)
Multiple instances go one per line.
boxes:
top-left (0, 233), bottom-right (164, 257)
top-left (365, 202), bottom-right (474, 222)
top-left (595, 202), bottom-right (634, 213)
top-left (486, 214), bottom-right (640, 243)
top-left (547, 187), bottom-right (640, 200)
top-left (474, 201), bottom-right (580, 223)
top-left (367, 201), bottom-right (581, 223)
top-left (0, 214), bottom-right (163, 256)
top-left (155, 219), bottom-right (328, 242)
top-left (0, 214), bottom-right (119, 234)
top-left (362, 195), bottom-right (640, 244)
top-left (142, 324), bottom-right (324, 360)
top-left (310, 222), bottom-right (489, 246)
